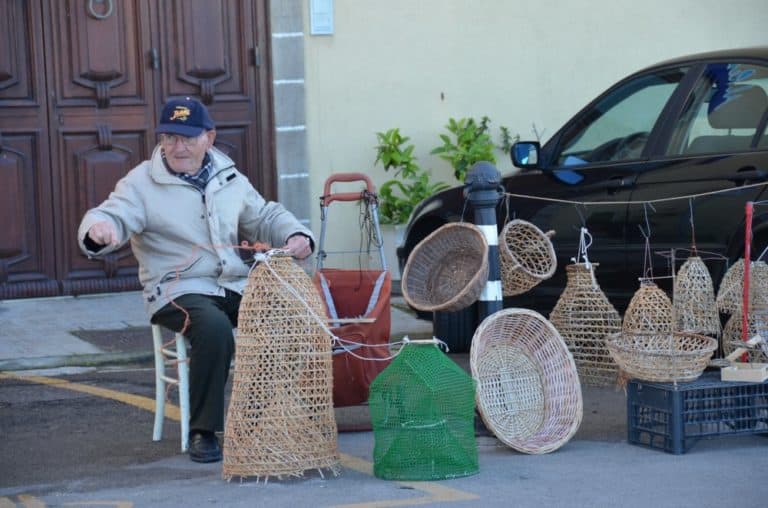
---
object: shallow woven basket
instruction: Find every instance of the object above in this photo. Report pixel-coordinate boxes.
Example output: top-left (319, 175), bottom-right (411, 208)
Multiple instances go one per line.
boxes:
top-left (606, 331), bottom-right (717, 383)
top-left (673, 256), bottom-right (720, 337)
top-left (715, 259), bottom-right (768, 315)
top-left (622, 282), bottom-right (673, 334)
top-left (470, 308), bottom-right (582, 454)
top-left (499, 220), bottom-right (556, 297)
top-left (549, 263), bottom-right (622, 387)
top-left (223, 253), bottom-right (339, 481)
top-left (402, 222), bottom-right (489, 312)
top-left (721, 312), bottom-right (768, 363)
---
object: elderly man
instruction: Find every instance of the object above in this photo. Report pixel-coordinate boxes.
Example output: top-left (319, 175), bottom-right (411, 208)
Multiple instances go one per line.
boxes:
top-left (78, 97), bottom-right (313, 463)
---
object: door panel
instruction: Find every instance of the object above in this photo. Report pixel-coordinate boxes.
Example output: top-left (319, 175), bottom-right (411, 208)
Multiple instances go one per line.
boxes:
top-left (44, 0), bottom-right (154, 295)
top-left (0, 0), bottom-right (57, 298)
top-left (156, 0), bottom-right (275, 197)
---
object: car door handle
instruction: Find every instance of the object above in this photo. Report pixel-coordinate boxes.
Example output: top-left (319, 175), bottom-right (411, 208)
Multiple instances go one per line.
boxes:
top-left (730, 167), bottom-right (768, 184)
top-left (606, 175), bottom-right (637, 192)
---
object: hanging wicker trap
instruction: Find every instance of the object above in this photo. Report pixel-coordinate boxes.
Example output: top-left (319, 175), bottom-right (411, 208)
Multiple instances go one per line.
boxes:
top-left (223, 253), bottom-right (339, 481)
top-left (470, 308), bottom-right (583, 454)
top-left (715, 259), bottom-right (768, 315)
top-left (721, 311), bottom-right (768, 363)
top-left (402, 222), bottom-right (489, 313)
top-left (369, 342), bottom-right (478, 481)
top-left (549, 263), bottom-right (622, 387)
top-left (606, 331), bottom-right (717, 383)
top-left (498, 220), bottom-right (557, 296)
top-left (622, 281), bottom-right (674, 334)
top-left (673, 256), bottom-right (720, 337)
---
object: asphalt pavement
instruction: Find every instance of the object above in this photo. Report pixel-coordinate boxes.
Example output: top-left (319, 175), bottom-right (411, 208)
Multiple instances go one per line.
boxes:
top-left (1, 289), bottom-right (767, 508)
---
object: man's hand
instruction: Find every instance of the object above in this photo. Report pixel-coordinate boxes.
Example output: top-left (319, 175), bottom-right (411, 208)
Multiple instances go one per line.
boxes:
top-left (87, 221), bottom-right (119, 247)
top-left (284, 234), bottom-right (312, 260)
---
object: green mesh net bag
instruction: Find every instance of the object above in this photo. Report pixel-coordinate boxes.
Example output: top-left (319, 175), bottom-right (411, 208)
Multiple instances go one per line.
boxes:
top-left (368, 342), bottom-right (478, 481)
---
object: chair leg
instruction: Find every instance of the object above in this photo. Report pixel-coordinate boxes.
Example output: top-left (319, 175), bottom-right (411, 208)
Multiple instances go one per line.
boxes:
top-left (175, 332), bottom-right (190, 453)
top-left (151, 325), bottom-right (166, 443)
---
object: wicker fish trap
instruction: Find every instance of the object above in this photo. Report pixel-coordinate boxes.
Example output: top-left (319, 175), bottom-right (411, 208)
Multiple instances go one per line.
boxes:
top-left (549, 263), bottom-right (622, 387)
top-left (721, 312), bottom-right (768, 363)
top-left (673, 256), bottom-right (721, 337)
top-left (223, 253), bottom-right (339, 481)
top-left (622, 281), bottom-right (673, 334)
top-left (606, 331), bottom-right (717, 383)
top-left (368, 343), bottom-right (478, 481)
top-left (715, 259), bottom-right (768, 315)
top-left (499, 220), bottom-right (557, 296)
top-left (402, 222), bottom-right (489, 313)
top-left (470, 308), bottom-right (583, 454)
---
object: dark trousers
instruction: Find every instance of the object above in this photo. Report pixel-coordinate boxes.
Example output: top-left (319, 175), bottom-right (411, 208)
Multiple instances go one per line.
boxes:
top-left (151, 290), bottom-right (240, 434)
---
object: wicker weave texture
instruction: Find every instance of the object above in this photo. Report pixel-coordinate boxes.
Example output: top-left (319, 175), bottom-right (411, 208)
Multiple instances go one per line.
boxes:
top-left (549, 263), bottom-right (621, 387)
top-left (606, 331), bottom-right (717, 383)
top-left (721, 312), bottom-right (768, 363)
top-left (369, 344), bottom-right (478, 481)
top-left (402, 223), bottom-right (488, 312)
top-left (622, 282), bottom-right (673, 334)
top-left (470, 308), bottom-right (582, 454)
top-left (499, 220), bottom-right (556, 296)
top-left (673, 256), bottom-right (721, 337)
top-left (715, 259), bottom-right (768, 315)
top-left (223, 254), bottom-right (339, 481)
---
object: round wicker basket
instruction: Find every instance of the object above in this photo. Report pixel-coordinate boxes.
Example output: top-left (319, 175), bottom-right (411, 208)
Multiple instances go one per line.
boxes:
top-left (498, 220), bottom-right (556, 297)
top-left (715, 259), bottom-right (768, 315)
top-left (402, 222), bottom-right (489, 313)
top-left (721, 311), bottom-right (768, 363)
top-left (470, 308), bottom-right (582, 454)
top-left (606, 331), bottom-right (717, 383)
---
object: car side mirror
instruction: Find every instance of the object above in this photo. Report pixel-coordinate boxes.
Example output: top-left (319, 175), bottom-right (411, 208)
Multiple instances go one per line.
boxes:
top-left (511, 141), bottom-right (541, 168)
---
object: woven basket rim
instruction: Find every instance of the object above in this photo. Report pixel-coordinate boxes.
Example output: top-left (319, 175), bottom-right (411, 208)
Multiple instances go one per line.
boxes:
top-left (401, 222), bottom-right (489, 312)
top-left (607, 331), bottom-right (718, 357)
top-left (499, 219), bottom-right (557, 278)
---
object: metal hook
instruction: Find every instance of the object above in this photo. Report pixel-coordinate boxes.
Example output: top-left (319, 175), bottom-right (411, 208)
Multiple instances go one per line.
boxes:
top-left (87, 0), bottom-right (114, 20)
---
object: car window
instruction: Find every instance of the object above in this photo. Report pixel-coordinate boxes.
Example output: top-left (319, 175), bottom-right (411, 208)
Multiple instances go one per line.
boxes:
top-left (555, 68), bottom-right (687, 167)
top-left (666, 63), bottom-right (768, 156)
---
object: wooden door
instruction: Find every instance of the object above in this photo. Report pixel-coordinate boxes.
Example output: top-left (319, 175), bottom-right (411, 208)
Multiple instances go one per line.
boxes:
top-left (0, 0), bottom-right (57, 298)
top-left (0, 0), bottom-right (274, 299)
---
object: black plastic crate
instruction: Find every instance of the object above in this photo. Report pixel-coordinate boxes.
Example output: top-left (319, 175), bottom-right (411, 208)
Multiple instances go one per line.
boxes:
top-left (627, 371), bottom-right (768, 454)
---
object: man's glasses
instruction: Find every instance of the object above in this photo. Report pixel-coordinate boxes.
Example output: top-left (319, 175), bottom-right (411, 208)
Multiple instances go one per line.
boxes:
top-left (159, 133), bottom-right (203, 148)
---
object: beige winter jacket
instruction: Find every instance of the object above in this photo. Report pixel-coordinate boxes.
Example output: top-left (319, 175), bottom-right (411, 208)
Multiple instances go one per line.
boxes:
top-left (78, 146), bottom-right (314, 316)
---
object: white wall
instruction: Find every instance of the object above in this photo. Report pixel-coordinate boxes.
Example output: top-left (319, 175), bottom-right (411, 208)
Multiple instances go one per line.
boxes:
top-left (302, 0), bottom-right (768, 259)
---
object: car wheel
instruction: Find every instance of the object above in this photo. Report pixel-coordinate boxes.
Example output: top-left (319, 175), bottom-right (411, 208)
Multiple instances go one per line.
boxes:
top-left (432, 304), bottom-right (479, 354)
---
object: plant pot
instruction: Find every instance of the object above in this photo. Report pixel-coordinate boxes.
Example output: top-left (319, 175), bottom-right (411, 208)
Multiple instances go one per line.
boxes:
top-left (379, 224), bottom-right (405, 281)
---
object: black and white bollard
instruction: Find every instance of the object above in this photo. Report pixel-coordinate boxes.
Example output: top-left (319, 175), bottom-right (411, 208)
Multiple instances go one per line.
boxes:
top-left (465, 161), bottom-right (503, 321)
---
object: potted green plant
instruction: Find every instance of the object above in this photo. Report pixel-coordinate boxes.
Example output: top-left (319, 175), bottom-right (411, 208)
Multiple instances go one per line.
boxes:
top-left (374, 128), bottom-right (449, 225)
top-left (431, 116), bottom-right (517, 181)
top-left (374, 128), bottom-right (449, 278)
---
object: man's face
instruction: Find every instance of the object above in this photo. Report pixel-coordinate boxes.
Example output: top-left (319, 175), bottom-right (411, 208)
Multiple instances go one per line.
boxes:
top-left (159, 131), bottom-right (216, 175)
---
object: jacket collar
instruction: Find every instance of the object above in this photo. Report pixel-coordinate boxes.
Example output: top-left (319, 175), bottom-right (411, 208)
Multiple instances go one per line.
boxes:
top-left (148, 145), bottom-right (236, 185)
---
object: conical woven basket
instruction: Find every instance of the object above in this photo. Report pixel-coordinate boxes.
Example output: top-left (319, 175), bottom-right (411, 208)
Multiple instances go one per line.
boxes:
top-left (715, 259), bottom-right (768, 315)
top-left (498, 220), bottom-right (557, 296)
top-left (673, 256), bottom-right (720, 337)
top-left (606, 331), bottom-right (717, 383)
top-left (223, 253), bottom-right (339, 481)
top-left (470, 308), bottom-right (582, 454)
top-left (622, 281), bottom-right (673, 334)
top-left (402, 222), bottom-right (488, 312)
top-left (721, 311), bottom-right (768, 363)
top-left (549, 263), bottom-right (622, 387)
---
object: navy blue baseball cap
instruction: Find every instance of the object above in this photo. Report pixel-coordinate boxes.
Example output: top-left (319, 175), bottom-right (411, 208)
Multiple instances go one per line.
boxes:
top-left (156, 97), bottom-right (215, 137)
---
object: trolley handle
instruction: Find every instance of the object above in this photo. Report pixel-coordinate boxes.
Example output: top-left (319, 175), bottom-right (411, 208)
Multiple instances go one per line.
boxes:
top-left (321, 172), bottom-right (377, 206)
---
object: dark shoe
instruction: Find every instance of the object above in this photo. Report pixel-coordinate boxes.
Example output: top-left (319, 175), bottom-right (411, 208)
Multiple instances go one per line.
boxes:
top-left (188, 431), bottom-right (222, 463)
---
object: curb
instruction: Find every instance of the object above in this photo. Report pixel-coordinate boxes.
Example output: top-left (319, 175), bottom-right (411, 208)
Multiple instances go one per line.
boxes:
top-left (0, 351), bottom-right (154, 372)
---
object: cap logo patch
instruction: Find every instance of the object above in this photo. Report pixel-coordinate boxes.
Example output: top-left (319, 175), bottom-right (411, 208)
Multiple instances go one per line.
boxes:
top-left (169, 106), bottom-right (191, 122)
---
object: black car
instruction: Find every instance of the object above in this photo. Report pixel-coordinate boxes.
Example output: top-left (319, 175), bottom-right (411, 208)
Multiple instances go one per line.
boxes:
top-left (397, 47), bottom-right (768, 346)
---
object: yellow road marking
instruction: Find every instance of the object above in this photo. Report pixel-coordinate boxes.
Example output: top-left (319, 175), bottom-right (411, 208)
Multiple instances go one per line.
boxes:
top-left (1, 372), bottom-right (478, 506)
